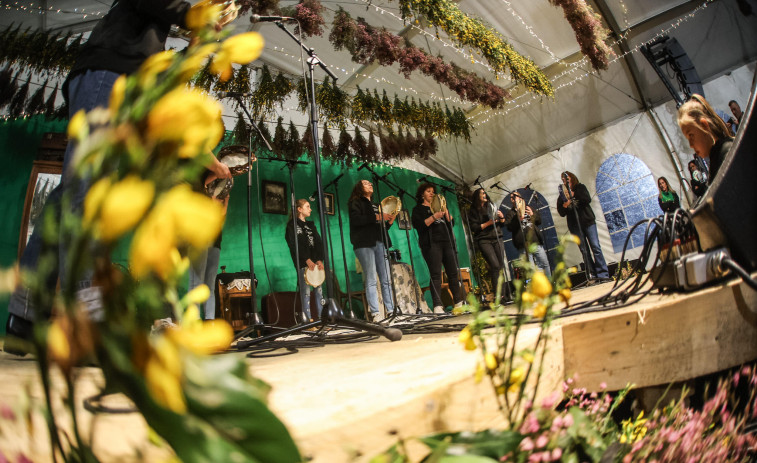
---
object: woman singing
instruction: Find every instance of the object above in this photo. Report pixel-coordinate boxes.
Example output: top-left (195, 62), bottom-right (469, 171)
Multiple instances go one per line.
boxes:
top-left (657, 177), bottom-right (680, 213)
top-left (284, 199), bottom-right (325, 321)
top-left (505, 191), bottom-right (551, 277)
top-left (412, 183), bottom-right (464, 313)
top-left (348, 180), bottom-right (395, 322)
top-left (556, 171), bottom-right (609, 280)
top-left (468, 188), bottom-right (509, 300)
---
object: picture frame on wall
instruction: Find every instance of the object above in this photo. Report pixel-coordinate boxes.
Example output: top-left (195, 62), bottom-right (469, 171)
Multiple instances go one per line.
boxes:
top-left (262, 180), bottom-right (287, 214)
top-left (324, 192), bottom-right (335, 215)
top-left (18, 160), bottom-right (63, 260)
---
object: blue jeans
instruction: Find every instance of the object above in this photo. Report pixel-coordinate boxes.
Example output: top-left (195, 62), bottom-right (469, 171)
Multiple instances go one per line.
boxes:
top-left (522, 244), bottom-right (552, 277)
top-left (297, 267), bottom-right (324, 320)
top-left (9, 70), bottom-right (120, 321)
top-left (189, 246), bottom-right (221, 320)
top-left (355, 242), bottom-right (394, 317)
top-left (582, 223), bottom-right (609, 279)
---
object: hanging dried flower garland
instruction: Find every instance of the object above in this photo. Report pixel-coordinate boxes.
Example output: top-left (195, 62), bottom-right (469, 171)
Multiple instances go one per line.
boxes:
top-left (396, 0), bottom-right (554, 97)
top-left (547, 0), bottom-right (613, 71)
top-left (329, 9), bottom-right (509, 109)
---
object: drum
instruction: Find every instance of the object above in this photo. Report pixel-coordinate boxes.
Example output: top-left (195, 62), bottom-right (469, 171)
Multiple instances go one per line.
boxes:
top-left (380, 195), bottom-right (402, 217)
top-left (388, 249), bottom-right (402, 262)
top-left (304, 267), bottom-right (326, 287)
top-left (205, 177), bottom-right (233, 200)
top-left (430, 194), bottom-right (447, 214)
top-left (218, 145), bottom-right (254, 176)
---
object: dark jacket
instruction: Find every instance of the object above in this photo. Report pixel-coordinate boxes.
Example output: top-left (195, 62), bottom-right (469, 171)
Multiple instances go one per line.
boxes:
top-left (556, 183), bottom-right (596, 233)
top-left (707, 138), bottom-right (732, 184)
top-left (468, 205), bottom-right (504, 242)
top-left (504, 208), bottom-right (543, 250)
top-left (284, 219), bottom-right (324, 269)
top-left (412, 203), bottom-right (451, 250)
top-left (70, 0), bottom-right (190, 78)
top-left (658, 191), bottom-right (680, 213)
top-left (348, 196), bottom-right (392, 249)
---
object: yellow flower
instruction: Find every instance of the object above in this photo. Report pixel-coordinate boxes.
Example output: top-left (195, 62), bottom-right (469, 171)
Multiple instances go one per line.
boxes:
top-left (146, 88), bottom-right (224, 159)
top-left (67, 109), bottom-right (87, 140)
top-left (559, 288), bottom-right (571, 304)
top-left (484, 352), bottom-right (498, 371)
top-left (568, 234), bottom-right (581, 245)
top-left (178, 43), bottom-right (218, 81)
top-left (97, 175), bottom-right (155, 241)
top-left (509, 367), bottom-right (525, 387)
top-left (83, 177), bottom-right (112, 225)
top-left (474, 362), bottom-right (484, 383)
top-left (211, 32), bottom-right (265, 81)
top-left (184, 284), bottom-right (210, 306)
top-left (109, 75), bottom-right (127, 115)
top-left (144, 337), bottom-right (186, 414)
top-left (521, 291), bottom-right (535, 305)
top-left (532, 303), bottom-right (546, 319)
top-left (521, 351), bottom-right (535, 363)
top-left (165, 321), bottom-right (234, 355)
top-left (160, 185), bottom-right (224, 248)
top-left (138, 51), bottom-right (175, 88)
top-left (130, 212), bottom-right (178, 279)
top-left (458, 327), bottom-right (477, 351)
top-left (529, 271), bottom-right (552, 298)
top-left (47, 319), bottom-right (71, 366)
top-left (186, 0), bottom-right (223, 32)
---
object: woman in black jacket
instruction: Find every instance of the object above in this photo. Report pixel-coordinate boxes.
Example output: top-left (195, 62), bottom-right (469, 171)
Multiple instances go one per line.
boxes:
top-left (285, 199), bottom-right (325, 321)
top-left (556, 171), bottom-right (609, 280)
top-left (657, 177), bottom-right (680, 213)
top-left (412, 183), bottom-right (464, 313)
top-left (348, 180), bottom-right (395, 321)
top-left (468, 188), bottom-right (508, 299)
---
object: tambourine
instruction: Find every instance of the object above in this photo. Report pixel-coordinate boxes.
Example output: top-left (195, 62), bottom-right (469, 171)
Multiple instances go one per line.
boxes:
top-left (218, 145), bottom-right (254, 176)
top-left (430, 194), bottom-right (447, 214)
top-left (380, 195), bottom-right (402, 217)
top-left (304, 267), bottom-right (325, 287)
top-left (205, 177), bottom-right (233, 200)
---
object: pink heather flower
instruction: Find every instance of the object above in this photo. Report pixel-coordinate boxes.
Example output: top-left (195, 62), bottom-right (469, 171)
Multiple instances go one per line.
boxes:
top-left (562, 413), bottom-right (574, 427)
top-left (550, 448), bottom-right (562, 461)
top-left (599, 381), bottom-right (607, 390)
top-left (541, 391), bottom-right (560, 409)
top-left (0, 403), bottom-right (15, 421)
top-left (523, 399), bottom-right (533, 411)
top-left (535, 434), bottom-right (549, 448)
top-left (520, 437), bottom-right (535, 451)
top-left (527, 454), bottom-right (541, 463)
top-left (550, 415), bottom-right (563, 431)
top-left (520, 413), bottom-right (540, 434)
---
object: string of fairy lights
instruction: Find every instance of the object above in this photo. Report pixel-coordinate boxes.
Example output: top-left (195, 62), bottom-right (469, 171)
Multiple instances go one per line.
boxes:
top-left (469, 0), bottom-right (714, 127)
top-left (2, 1), bottom-right (105, 18)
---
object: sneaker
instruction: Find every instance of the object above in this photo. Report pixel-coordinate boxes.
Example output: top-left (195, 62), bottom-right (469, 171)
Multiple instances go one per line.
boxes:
top-left (4, 314), bottom-right (34, 356)
top-left (454, 301), bottom-right (464, 308)
top-left (433, 306), bottom-right (445, 314)
top-left (370, 312), bottom-right (382, 322)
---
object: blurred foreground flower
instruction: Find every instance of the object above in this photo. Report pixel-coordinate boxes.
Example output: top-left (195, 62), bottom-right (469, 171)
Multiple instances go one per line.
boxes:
top-left (211, 32), bottom-right (265, 81)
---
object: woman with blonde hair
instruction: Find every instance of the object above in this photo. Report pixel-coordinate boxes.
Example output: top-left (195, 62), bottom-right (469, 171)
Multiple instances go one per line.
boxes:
top-left (677, 94), bottom-right (734, 182)
top-left (285, 199), bottom-right (325, 321)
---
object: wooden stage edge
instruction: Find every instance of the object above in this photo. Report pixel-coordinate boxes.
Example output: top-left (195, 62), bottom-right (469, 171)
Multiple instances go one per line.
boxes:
top-left (1, 277), bottom-right (756, 462)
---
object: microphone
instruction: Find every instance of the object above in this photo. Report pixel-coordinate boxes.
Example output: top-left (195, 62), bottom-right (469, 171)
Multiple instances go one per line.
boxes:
top-left (524, 182), bottom-right (532, 190)
top-left (416, 176), bottom-right (430, 183)
top-left (307, 190), bottom-right (317, 202)
top-left (250, 14), bottom-right (296, 22)
top-left (473, 175), bottom-right (482, 185)
top-left (217, 91), bottom-right (253, 98)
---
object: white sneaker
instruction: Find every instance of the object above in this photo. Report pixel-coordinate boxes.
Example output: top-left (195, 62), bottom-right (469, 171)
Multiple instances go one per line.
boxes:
top-left (371, 312), bottom-right (382, 322)
top-left (433, 306), bottom-right (445, 314)
top-left (454, 301), bottom-right (465, 308)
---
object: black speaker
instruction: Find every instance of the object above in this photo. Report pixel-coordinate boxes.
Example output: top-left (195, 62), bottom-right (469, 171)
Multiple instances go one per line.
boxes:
top-left (641, 36), bottom-right (704, 106)
top-left (692, 69), bottom-right (757, 271)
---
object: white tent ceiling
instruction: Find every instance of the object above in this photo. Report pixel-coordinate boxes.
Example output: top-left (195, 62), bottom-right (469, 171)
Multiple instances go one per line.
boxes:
top-left (2, 0), bottom-right (756, 182)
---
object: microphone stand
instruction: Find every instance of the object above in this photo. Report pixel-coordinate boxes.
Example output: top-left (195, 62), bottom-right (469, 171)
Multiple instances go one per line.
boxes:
top-left (263, 155), bottom-right (309, 324)
top-left (323, 173), bottom-right (355, 318)
top-left (376, 174), bottom-right (424, 317)
top-left (459, 193), bottom-right (488, 304)
top-left (359, 164), bottom-right (399, 318)
top-left (479, 181), bottom-right (513, 302)
top-left (238, 21), bottom-right (402, 347)
top-left (561, 178), bottom-right (592, 286)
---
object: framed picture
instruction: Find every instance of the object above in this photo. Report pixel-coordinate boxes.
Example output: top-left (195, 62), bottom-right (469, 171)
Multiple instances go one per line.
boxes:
top-left (324, 192), bottom-right (335, 215)
top-left (18, 160), bottom-right (63, 260)
top-left (262, 180), bottom-right (287, 215)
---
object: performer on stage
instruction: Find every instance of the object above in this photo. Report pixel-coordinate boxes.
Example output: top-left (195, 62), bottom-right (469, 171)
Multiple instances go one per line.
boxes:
top-left (505, 191), bottom-right (552, 277)
top-left (678, 94), bottom-right (734, 182)
top-left (285, 199), bottom-right (325, 321)
top-left (348, 180), bottom-right (395, 322)
top-left (656, 176), bottom-right (680, 213)
top-left (468, 188), bottom-right (509, 299)
top-left (688, 160), bottom-right (708, 198)
top-left (556, 171), bottom-right (609, 280)
top-left (5, 0), bottom-right (235, 349)
top-left (412, 183), bottom-right (464, 313)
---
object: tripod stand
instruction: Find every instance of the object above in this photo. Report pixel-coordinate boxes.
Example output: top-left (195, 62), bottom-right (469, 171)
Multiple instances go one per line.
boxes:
top-left (238, 20), bottom-right (401, 348)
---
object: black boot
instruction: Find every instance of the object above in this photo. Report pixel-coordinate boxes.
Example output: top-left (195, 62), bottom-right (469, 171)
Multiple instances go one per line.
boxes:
top-left (4, 314), bottom-right (34, 356)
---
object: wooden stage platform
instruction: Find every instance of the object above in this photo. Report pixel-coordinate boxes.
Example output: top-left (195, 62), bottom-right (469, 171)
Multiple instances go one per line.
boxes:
top-left (1, 276), bottom-right (756, 462)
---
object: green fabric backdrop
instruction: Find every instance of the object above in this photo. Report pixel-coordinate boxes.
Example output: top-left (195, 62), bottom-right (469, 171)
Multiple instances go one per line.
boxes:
top-left (0, 119), bottom-right (469, 333)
